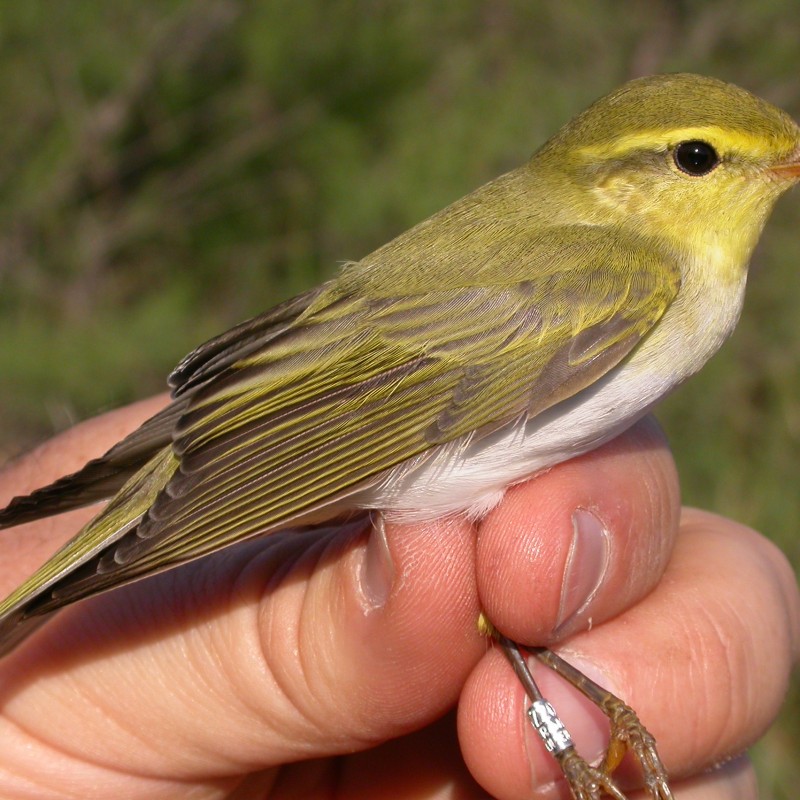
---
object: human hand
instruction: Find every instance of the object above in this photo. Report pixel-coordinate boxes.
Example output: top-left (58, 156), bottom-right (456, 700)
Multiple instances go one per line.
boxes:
top-left (0, 398), bottom-right (796, 799)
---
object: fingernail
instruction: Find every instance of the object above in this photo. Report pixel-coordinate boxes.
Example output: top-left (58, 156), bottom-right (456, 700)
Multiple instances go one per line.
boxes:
top-left (555, 509), bottom-right (610, 636)
top-left (359, 515), bottom-right (394, 610)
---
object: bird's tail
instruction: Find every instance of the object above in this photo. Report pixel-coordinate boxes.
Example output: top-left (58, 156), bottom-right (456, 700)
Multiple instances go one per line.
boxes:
top-left (0, 400), bottom-right (183, 529)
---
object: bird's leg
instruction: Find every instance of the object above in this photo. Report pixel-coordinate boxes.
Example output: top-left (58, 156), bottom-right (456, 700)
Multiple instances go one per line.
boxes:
top-left (497, 634), bottom-right (626, 800)
top-left (532, 647), bottom-right (672, 800)
top-left (480, 615), bottom-right (672, 800)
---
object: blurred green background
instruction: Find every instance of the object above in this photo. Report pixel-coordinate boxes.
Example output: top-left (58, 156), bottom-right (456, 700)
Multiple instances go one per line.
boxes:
top-left (0, 0), bottom-right (797, 794)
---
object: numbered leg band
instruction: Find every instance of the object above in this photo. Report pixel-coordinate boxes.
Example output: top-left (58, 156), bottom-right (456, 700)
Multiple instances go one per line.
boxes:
top-left (527, 699), bottom-right (574, 755)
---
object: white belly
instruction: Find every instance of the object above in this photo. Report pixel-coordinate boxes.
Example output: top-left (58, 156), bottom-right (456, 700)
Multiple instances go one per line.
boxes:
top-left (358, 269), bottom-right (747, 520)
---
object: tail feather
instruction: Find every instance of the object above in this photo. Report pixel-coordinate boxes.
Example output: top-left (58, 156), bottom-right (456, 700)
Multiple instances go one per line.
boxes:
top-left (0, 461), bottom-right (144, 528)
top-left (0, 400), bottom-right (185, 529)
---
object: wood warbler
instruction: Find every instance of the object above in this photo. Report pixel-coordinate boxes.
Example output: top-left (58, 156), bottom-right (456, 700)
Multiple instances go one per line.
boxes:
top-left (1, 73), bottom-right (799, 799)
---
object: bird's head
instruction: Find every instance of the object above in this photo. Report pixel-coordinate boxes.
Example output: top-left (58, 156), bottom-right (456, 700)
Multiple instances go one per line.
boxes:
top-left (534, 73), bottom-right (800, 279)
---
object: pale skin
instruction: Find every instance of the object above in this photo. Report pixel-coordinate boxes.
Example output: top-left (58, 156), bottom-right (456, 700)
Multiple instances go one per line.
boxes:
top-left (0, 396), bottom-right (797, 799)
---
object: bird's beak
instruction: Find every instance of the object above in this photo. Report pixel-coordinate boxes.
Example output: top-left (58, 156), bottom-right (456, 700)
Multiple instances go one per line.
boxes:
top-left (772, 146), bottom-right (800, 178)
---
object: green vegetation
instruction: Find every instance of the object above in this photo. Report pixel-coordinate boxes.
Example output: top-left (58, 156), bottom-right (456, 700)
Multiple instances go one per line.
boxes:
top-left (0, 1), bottom-right (797, 794)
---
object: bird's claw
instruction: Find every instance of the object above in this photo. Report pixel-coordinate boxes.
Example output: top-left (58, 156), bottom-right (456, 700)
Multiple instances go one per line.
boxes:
top-left (603, 703), bottom-right (673, 800)
top-left (557, 746), bottom-right (627, 800)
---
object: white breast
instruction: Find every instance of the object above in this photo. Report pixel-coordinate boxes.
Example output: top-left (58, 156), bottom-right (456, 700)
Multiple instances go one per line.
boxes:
top-left (358, 262), bottom-right (747, 520)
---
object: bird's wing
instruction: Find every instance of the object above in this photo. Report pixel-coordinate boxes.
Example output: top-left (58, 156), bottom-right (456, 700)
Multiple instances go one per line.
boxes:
top-left (3, 226), bottom-right (680, 620)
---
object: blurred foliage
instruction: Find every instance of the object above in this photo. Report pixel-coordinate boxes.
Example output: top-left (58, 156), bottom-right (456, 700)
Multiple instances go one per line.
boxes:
top-left (0, 0), bottom-right (798, 795)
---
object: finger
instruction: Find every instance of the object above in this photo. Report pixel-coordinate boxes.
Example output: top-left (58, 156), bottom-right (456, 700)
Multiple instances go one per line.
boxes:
top-left (459, 510), bottom-right (799, 799)
top-left (256, 712), bottom-right (488, 799)
top-left (332, 711), bottom-right (488, 799)
top-left (652, 755), bottom-right (758, 799)
top-left (477, 414), bottom-right (681, 642)
top-left (239, 737), bottom-right (761, 800)
top-left (0, 505), bottom-right (483, 797)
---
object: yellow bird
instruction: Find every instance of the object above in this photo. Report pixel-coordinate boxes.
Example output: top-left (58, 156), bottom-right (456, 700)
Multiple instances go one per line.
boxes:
top-left (1, 73), bottom-right (798, 799)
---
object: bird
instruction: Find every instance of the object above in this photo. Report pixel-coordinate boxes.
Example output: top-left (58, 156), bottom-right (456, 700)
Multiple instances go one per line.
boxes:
top-left (0, 73), bottom-right (798, 800)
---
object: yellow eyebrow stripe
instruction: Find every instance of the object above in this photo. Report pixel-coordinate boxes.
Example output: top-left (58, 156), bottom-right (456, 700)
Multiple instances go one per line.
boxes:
top-left (578, 126), bottom-right (789, 160)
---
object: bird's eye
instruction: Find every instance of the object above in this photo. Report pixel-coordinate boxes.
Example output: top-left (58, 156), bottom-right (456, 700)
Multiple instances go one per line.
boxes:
top-left (673, 140), bottom-right (719, 176)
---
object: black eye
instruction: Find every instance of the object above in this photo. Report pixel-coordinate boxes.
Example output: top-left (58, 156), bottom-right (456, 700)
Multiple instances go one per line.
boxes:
top-left (674, 140), bottom-right (719, 176)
